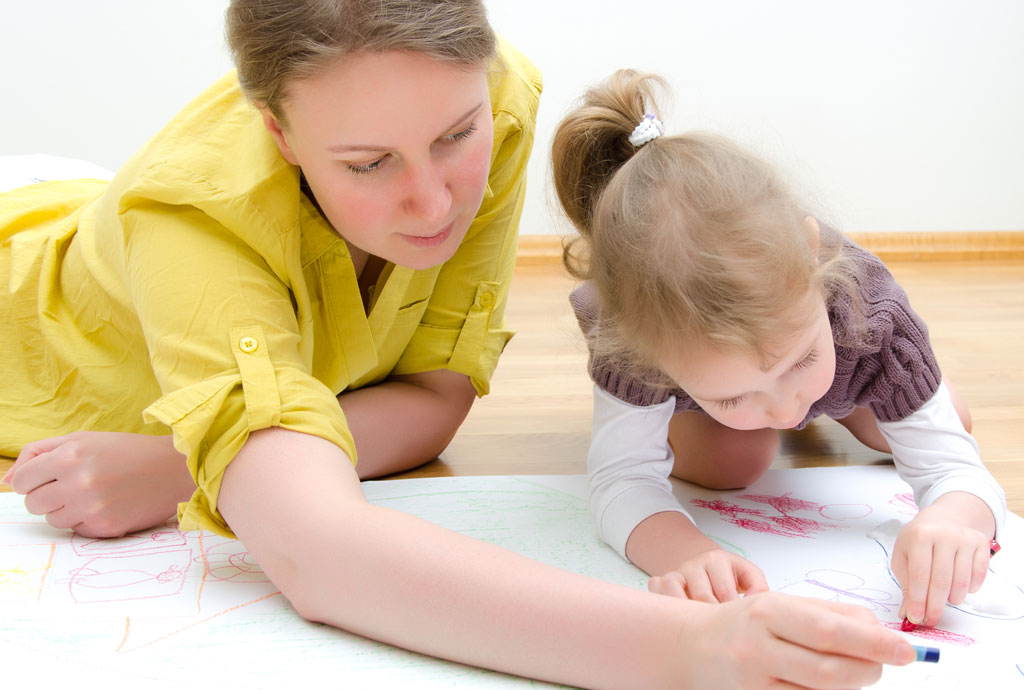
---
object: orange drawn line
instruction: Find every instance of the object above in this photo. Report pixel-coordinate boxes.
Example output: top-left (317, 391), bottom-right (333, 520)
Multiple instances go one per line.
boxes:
top-left (38, 542), bottom-right (56, 603)
top-left (114, 616), bottom-right (131, 653)
top-left (119, 590), bottom-right (282, 654)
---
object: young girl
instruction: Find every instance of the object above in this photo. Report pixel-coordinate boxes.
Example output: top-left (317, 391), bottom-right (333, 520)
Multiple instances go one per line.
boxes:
top-left (1, 4), bottom-right (918, 687)
top-left (553, 70), bottom-right (1006, 630)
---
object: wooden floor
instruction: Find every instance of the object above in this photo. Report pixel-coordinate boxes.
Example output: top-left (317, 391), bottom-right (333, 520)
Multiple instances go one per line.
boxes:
top-left (411, 259), bottom-right (1024, 518)
top-left (2, 259), bottom-right (1022, 518)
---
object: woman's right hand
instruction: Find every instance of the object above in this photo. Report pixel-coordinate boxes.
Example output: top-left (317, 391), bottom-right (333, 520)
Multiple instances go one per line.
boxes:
top-left (648, 547), bottom-right (769, 602)
top-left (679, 592), bottom-right (915, 690)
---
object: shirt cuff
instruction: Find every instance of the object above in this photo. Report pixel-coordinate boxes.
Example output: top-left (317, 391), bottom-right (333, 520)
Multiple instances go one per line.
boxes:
top-left (877, 381), bottom-right (1007, 538)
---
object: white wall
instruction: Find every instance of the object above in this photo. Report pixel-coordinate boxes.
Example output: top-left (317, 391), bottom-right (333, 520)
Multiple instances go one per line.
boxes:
top-left (4, 0), bottom-right (1022, 234)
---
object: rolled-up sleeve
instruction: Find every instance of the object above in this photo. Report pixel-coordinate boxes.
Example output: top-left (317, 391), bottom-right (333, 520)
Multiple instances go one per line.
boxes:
top-left (393, 76), bottom-right (541, 396)
top-left (125, 204), bottom-right (355, 537)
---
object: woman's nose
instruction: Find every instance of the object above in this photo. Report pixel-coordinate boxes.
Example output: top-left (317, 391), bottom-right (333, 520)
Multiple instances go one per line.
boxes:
top-left (405, 163), bottom-right (451, 222)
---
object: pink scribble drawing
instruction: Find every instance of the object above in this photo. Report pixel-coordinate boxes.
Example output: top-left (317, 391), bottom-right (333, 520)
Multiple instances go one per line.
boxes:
top-left (200, 540), bottom-right (270, 583)
top-left (71, 526), bottom-right (186, 556)
top-left (691, 492), bottom-right (870, 538)
top-left (66, 550), bottom-right (192, 603)
top-left (883, 622), bottom-right (975, 646)
top-left (889, 492), bottom-right (919, 516)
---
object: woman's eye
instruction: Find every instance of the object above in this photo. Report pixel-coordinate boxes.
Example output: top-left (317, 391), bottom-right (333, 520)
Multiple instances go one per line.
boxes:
top-left (443, 123), bottom-right (477, 143)
top-left (348, 155), bottom-right (389, 175)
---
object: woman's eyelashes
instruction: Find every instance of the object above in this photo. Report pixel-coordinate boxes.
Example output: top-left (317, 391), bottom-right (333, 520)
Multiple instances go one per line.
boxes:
top-left (345, 123), bottom-right (478, 176)
top-left (443, 122), bottom-right (477, 143)
top-left (348, 156), bottom-right (389, 175)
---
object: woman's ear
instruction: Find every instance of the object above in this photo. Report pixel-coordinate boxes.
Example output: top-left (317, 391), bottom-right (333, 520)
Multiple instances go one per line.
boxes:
top-left (260, 108), bottom-right (300, 166)
top-left (803, 216), bottom-right (821, 254)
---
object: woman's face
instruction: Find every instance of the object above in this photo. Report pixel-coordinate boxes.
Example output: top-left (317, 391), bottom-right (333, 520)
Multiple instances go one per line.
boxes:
top-left (263, 50), bottom-right (494, 270)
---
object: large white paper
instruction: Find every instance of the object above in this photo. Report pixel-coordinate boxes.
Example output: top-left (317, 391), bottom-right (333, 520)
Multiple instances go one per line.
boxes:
top-left (1, 467), bottom-right (1021, 688)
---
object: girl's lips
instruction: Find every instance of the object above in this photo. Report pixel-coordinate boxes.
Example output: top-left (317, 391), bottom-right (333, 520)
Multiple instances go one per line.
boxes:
top-left (401, 222), bottom-right (454, 249)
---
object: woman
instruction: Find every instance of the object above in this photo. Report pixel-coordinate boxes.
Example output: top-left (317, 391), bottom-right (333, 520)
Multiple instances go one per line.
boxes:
top-left (1, 3), bottom-right (915, 687)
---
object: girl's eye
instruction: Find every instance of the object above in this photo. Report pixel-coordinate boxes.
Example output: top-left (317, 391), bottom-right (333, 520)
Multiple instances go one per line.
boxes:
top-left (792, 350), bottom-right (818, 371)
top-left (443, 123), bottom-right (477, 143)
top-left (348, 155), bottom-right (389, 175)
top-left (716, 396), bottom-right (745, 411)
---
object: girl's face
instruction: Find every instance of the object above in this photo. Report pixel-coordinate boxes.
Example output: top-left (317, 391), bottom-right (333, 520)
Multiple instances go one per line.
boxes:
top-left (262, 50), bottom-right (494, 270)
top-left (659, 293), bottom-right (837, 430)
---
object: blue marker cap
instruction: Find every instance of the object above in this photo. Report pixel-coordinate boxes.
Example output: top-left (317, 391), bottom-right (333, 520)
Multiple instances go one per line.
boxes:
top-left (912, 645), bottom-right (940, 663)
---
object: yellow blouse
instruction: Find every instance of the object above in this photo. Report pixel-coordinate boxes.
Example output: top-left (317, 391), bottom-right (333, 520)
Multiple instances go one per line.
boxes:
top-left (0, 39), bottom-right (542, 536)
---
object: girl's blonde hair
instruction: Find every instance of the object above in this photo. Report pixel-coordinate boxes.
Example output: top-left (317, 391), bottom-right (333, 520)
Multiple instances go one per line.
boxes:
top-left (226, 0), bottom-right (496, 122)
top-left (553, 69), bottom-right (858, 371)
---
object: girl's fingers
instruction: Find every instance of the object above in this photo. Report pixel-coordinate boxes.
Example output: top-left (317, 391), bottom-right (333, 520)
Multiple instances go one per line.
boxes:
top-left (903, 539), bottom-right (934, 624)
top-left (736, 563), bottom-right (771, 595)
top-left (683, 571), bottom-right (718, 603)
top-left (968, 546), bottom-right (990, 594)
top-left (708, 564), bottom-right (742, 603)
top-left (923, 541), bottom-right (957, 626)
top-left (948, 544), bottom-right (976, 605)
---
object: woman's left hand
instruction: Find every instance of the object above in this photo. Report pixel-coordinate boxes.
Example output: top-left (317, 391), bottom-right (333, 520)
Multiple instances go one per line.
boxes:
top-left (2, 431), bottom-right (193, 538)
top-left (891, 492), bottom-right (996, 627)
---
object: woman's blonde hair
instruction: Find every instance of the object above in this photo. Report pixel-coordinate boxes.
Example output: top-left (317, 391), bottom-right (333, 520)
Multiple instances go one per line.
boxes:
top-left (226, 0), bottom-right (496, 122)
top-left (553, 69), bottom-right (858, 371)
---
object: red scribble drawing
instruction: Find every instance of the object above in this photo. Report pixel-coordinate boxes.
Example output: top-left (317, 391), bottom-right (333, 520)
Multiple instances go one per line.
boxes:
top-left (889, 492), bottom-right (919, 516)
top-left (779, 569), bottom-right (898, 613)
top-left (883, 622), bottom-right (975, 646)
top-left (691, 492), bottom-right (870, 538)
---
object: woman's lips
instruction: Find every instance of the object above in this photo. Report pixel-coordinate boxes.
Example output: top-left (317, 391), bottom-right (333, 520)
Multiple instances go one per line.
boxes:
top-left (401, 222), bottom-right (454, 249)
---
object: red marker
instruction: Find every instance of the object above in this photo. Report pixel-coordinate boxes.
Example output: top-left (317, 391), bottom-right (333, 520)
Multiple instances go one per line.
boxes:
top-left (901, 538), bottom-right (1001, 631)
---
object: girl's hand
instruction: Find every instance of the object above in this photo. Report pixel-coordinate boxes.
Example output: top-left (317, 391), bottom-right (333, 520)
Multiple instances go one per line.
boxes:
top-left (891, 492), bottom-right (996, 627)
top-left (2, 432), bottom-right (193, 538)
top-left (684, 592), bottom-right (915, 690)
top-left (648, 548), bottom-right (769, 603)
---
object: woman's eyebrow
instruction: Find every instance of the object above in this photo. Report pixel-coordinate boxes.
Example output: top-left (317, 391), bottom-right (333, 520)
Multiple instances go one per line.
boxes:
top-left (326, 100), bottom-right (486, 154)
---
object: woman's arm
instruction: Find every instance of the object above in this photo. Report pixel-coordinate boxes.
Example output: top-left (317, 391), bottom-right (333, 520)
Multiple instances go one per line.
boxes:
top-left (217, 425), bottom-right (915, 690)
top-left (338, 368), bottom-right (476, 478)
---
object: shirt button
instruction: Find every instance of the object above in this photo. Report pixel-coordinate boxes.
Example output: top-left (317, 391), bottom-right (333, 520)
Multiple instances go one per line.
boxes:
top-left (478, 292), bottom-right (494, 308)
top-left (239, 336), bottom-right (259, 353)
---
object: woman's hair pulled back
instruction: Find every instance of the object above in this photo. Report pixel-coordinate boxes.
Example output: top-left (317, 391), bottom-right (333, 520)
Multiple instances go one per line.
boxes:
top-left (552, 69), bottom-right (857, 371)
top-left (226, 0), bottom-right (496, 120)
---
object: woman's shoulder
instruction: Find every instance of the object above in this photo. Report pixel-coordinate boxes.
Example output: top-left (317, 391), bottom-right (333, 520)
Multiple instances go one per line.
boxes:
top-left (488, 36), bottom-right (543, 125)
top-left (109, 71), bottom-right (302, 254)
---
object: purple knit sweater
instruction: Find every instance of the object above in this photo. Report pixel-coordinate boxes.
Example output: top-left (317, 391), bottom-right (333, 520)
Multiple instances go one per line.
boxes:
top-left (570, 227), bottom-right (942, 427)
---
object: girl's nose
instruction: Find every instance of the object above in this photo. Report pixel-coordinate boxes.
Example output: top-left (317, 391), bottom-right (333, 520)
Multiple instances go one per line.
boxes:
top-left (769, 395), bottom-right (803, 428)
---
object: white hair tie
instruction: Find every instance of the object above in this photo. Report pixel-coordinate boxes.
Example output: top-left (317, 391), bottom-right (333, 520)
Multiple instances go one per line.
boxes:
top-left (628, 113), bottom-right (664, 147)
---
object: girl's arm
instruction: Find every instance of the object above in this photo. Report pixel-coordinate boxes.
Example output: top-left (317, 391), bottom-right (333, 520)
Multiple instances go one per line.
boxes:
top-left (218, 425), bottom-right (915, 690)
top-left (588, 386), bottom-right (768, 601)
top-left (879, 381), bottom-right (1005, 626)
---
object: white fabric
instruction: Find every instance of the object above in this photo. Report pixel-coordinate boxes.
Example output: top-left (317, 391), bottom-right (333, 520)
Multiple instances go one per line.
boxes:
top-left (0, 154), bottom-right (114, 193)
top-left (878, 381), bottom-right (1006, 538)
top-left (587, 385), bottom-right (692, 558)
top-left (587, 381), bottom-right (1007, 560)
